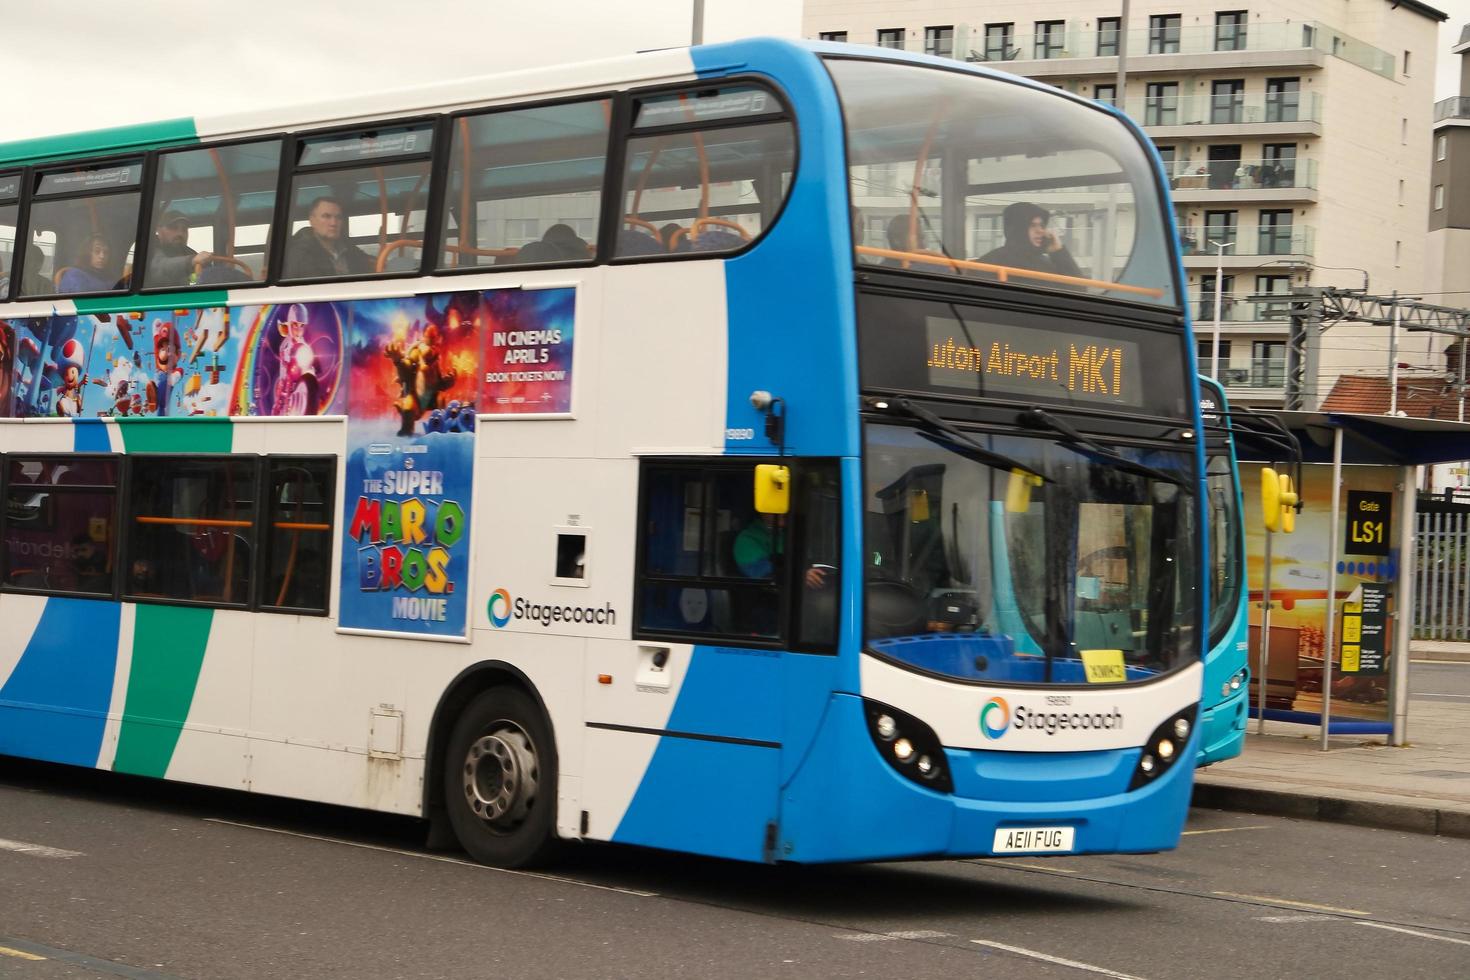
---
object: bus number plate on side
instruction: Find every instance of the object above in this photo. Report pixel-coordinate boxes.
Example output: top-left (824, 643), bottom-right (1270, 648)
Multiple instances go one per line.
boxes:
top-left (992, 827), bottom-right (1075, 854)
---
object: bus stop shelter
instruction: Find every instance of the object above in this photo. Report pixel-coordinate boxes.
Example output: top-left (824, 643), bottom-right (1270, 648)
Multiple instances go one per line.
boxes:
top-left (1233, 411), bottom-right (1470, 749)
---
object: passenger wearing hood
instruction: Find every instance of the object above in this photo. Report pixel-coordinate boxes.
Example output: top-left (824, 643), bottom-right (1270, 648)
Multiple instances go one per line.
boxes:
top-left (978, 202), bottom-right (1083, 281)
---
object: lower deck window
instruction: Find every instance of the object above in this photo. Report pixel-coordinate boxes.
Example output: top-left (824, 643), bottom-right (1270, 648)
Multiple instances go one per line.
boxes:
top-left (126, 457), bottom-right (259, 606)
top-left (2, 456), bottom-right (119, 596)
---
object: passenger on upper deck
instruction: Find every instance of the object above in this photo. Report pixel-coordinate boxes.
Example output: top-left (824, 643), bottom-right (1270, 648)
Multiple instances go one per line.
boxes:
top-left (146, 210), bottom-right (212, 287)
top-left (283, 197), bottom-right (373, 279)
top-left (979, 202), bottom-right (1082, 280)
top-left (514, 223), bottom-right (591, 264)
top-left (57, 235), bottom-right (117, 294)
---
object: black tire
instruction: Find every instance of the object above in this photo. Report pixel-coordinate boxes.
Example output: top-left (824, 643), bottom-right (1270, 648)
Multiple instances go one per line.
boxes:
top-left (442, 686), bottom-right (558, 868)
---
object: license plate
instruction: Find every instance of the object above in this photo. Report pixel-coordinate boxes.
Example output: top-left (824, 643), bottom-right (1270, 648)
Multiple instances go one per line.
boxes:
top-left (992, 826), bottom-right (1075, 854)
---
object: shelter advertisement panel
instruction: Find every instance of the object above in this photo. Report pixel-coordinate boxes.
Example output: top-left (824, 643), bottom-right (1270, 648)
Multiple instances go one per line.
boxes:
top-left (338, 293), bottom-right (482, 639)
top-left (1242, 461), bottom-right (1399, 723)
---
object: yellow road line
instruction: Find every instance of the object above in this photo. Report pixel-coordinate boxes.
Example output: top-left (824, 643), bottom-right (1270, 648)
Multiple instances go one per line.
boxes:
top-left (1182, 825), bottom-right (1269, 836)
top-left (0, 945), bottom-right (46, 961)
top-left (1212, 890), bottom-right (1370, 916)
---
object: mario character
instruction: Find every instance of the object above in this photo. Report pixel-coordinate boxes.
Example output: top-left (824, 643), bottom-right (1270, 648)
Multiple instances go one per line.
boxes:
top-left (54, 337), bottom-right (88, 417)
top-left (271, 304), bottom-right (320, 416)
top-left (384, 322), bottom-right (456, 436)
top-left (145, 319), bottom-right (182, 415)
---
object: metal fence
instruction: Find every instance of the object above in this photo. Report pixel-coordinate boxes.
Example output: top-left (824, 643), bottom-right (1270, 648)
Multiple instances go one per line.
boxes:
top-left (1415, 508), bottom-right (1470, 639)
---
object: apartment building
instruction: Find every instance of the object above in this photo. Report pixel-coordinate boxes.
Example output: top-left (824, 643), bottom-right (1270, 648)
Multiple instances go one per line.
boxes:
top-left (1428, 24), bottom-right (1470, 312)
top-left (804, 1), bottom-right (1447, 407)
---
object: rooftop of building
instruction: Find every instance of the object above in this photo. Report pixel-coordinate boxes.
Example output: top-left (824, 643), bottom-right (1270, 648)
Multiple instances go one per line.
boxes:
top-left (1320, 373), bottom-right (1464, 419)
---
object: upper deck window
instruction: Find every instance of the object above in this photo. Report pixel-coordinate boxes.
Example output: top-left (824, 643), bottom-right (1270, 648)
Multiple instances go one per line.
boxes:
top-left (22, 159), bottom-right (145, 298)
top-left (437, 98), bottom-right (610, 270)
top-left (146, 139), bottom-right (283, 289)
top-left (615, 84), bottom-right (794, 259)
top-left (281, 123), bottom-right (435, 282)
top-left (828, 58), bottom-right (1178, 307)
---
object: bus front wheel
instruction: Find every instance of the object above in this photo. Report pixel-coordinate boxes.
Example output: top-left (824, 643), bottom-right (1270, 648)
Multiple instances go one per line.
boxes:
top-left (443, 687), bottom-right (558, 867)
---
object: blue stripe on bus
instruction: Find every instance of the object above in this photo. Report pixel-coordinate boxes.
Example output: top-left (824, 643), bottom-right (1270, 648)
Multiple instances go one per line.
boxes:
top-left (73, 418), bottom-right (111, 453)
top-left (0, 598), bottom-right (121, 767)
top-left (691, 40), bottom-right (860, 457)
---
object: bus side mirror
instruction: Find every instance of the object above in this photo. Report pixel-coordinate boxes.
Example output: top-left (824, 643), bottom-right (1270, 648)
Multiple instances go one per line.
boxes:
top-left (1006, 468), bottom-right (1043, 514)
top-left (1261, 467), bottom-right (1280, 532)
top-left (1279, 473), bottom-right (1298, 534)
top-left (754, 464), bottom-right (790, 515)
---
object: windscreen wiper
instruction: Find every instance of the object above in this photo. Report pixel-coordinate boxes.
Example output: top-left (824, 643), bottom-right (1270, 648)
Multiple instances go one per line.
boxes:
top-left (866, 396), bottom-right (1047, 483)
top-left (1019, 406), bottom-right (1188, 488)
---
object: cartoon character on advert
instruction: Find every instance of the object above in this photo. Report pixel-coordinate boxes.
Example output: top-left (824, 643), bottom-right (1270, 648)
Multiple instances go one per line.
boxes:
top-left (53, 337), bottom-right (88, 417)
top-left (146, 319), bottom-right (182, 415)
top-left (272, 303), bottom-right (321, 416)
top-left (384, 320), bottom-right (456, 436)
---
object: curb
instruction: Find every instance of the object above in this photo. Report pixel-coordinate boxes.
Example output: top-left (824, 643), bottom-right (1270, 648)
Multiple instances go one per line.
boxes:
top-left (1410, 649), bottom-right (1470, 663)
top-left (1192, 781), bottom-right (1470, 839)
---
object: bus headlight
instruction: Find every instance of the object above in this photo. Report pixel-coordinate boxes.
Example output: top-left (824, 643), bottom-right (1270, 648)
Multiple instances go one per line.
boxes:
top-left (1128, 705), bottom-right (1197, 790)
top-left (863, 700), bottom-right (953, 793)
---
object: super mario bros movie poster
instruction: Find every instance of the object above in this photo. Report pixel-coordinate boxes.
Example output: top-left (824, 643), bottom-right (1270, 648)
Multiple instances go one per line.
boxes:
top-left (233, 303), bottom-right (347, 416)
top-left (480, 287), bottom-right (577, 416)
top-left (338, 291), bottom-right (482, 638)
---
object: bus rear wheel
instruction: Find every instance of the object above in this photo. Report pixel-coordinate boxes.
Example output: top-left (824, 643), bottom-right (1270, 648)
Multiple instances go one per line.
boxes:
top-left (443, 687), bottom-right (558, 868)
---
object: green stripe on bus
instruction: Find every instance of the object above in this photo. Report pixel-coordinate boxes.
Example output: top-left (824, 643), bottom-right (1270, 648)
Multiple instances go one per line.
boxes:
top-left (110, 418), bottom-right (233, 778)
top-left (112, 605), bottom-right (215, 778)
top-left (0, 118), bottom-right (198, 167)
top-left (73, 290), bottom-right (230, 317)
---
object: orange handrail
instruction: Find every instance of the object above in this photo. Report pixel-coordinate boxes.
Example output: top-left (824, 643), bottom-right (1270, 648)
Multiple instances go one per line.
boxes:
top-left (134, 516), bottom-right (252, 528)
top-left (208, 147), bottom-right (236, 257)
top-left (853, 246), bottom-right (1167, 298)
top-left (457, 117), bottom-right (472, 267)
top-left (375, 239), bottom-right (517, 273)
top-left (375, 166), bottom-right (389, 254)
top-left (691, 216), bottom-right (751, 244)
top-left (273, 521), bottom-right (330, 532)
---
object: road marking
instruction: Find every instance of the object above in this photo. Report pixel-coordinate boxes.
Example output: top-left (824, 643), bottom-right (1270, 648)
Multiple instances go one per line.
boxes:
top-left (984, 858), bottom-right (1078, 873)
top-left (1358, 922), bottom-right (1470, 946)
top-left (1255, 914), bottom-right (1334, 923)
top-left (970, 940), bottom-right (1149, 979)
top-left (835, 933), bottom-right (899, 942)
top-left (0, 837), bottom-right (82, 859)
top-left (0, 945), bottom-right (46, 961)
top-left (1182, 825), bottom-right (1269, 836)
top-left (886, 930), bottom-right (952, 940)
top-left (204, 818), bottom-right (659, 898)
top-left (1211, 891), bottom-right (1370, 916)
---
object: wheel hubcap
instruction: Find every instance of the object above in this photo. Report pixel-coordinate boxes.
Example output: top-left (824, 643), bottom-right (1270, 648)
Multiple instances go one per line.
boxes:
top-left (462, 723), bottom-right (538, 831)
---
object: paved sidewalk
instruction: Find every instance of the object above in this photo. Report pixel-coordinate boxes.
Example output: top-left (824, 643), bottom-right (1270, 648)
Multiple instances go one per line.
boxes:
top-left (1410, 640), bottom-right (1470, 662)
top-left (1193, 700), bottom-right (1470, 838)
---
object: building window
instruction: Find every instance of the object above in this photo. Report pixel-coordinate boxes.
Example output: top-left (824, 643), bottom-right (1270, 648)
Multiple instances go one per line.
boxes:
top-left (1203, 210), bottom-right (1238, 245)
top-left (1395, 240), bottom-right (1402, 265)
top-left (1258, 210), bottom-right (1294, 255)
top-left (1265, 78), bottom-right (1301, 122)
top-left (1149, 14), bottom-right (1182, 54)
top-left (1403, 50), bottom-right (1411, 76)
top-left (1399, 179), bottom-right (1406, 205)
top-left (1034, 21), bottom-right (1065, 59)
top-left (1402, 117), bottom-right (1408, 145)
top-left (1262, 144), bottom-right (1297, 187)
top-left (876, 28), bottom-right (904, 50)
top-left (1144, 82), bottom-right (1180, 125)
top-left (819, 31), bottom-right (848, 43)
top-left (1438, 135), bottom-right (1448, 161)
top-left (2, 456), bottom-right (120, 597)
top-left (1210, 79), bottom-right (1244, 124)
top-left (925, 25), bottom-right (954, 58)
top-left (1094, 83), bottom-right (1118, 106)
top-left (1198, 339), bottom-right (1233, 369)
top-left (1253, 341), bottom-right (1286, 387)
top-left (1256, 274), bottom-right (1292, 320)
top-left (984, 23), bottom-right (1016, 61)
top-left (1435, 185), bottom-right (1445, 210)
top-left (1215, 11), bottom-right (1248, 52)
top-left (1097, 17), bottom-right (1121, 56)
top-left (1198, 274), bottom-right (1236, 322)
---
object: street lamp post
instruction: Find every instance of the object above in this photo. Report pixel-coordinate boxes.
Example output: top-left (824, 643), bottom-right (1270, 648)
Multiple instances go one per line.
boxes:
top-left (1208, 239), bottom-right (1234, 378)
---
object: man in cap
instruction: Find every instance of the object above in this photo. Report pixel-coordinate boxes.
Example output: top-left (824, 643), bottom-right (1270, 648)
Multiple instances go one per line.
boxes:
top-left (146, 209), bottom-right (212, 287)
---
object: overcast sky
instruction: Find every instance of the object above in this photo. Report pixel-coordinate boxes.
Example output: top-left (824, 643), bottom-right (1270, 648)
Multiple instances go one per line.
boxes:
top-left (0, 1), bottom-right (1464, 143)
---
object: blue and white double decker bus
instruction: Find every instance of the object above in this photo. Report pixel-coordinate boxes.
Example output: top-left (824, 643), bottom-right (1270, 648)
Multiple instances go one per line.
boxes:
top-left (0, 39), bottom-right (1205, 867)
top-left (1198, 377), bottom-right (1249, 765)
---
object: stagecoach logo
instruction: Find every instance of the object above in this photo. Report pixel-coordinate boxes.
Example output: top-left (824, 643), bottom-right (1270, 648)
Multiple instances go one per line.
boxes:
top-left (487, 588), bottom-right (617, 629)
top-left (979, 697), bottom-right (1011, 740)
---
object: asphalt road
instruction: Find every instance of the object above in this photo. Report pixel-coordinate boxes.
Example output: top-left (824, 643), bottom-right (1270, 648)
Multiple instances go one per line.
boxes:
top-left (1410, 660), bottom-right (1470, 701)
top-left (1, 758), bottom-right (1467, 980)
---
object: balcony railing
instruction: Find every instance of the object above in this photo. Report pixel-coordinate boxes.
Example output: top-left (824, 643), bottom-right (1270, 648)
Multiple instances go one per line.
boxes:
top-left (1118, 92), bottom-right (1322, 127)
top-left (1167, 158), bottom-right (1318, 192)
top-left (1190, 299), bottom-right (1294, 322)
top-left (1178, 224), bottom-right (1316, 257)
top-left (822, 21), bottom-right (1394, 78)
top-left (1217, 361), bottom-right (1286, 388)
top-left (1435, 97), bottom-right (1470, 123)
